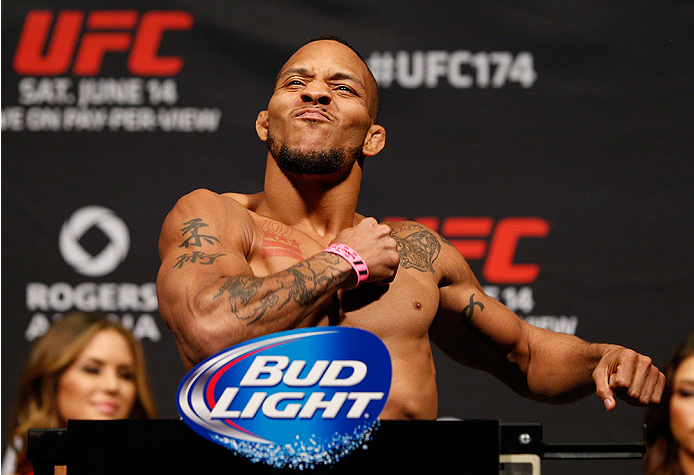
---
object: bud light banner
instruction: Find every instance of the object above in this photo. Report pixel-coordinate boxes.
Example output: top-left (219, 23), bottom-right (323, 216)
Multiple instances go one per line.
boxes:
top-left (177, 327), bottom-right (392, 469)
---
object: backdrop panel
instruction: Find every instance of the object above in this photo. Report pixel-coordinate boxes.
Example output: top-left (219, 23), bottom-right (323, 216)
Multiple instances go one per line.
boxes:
top-left (3, 2), bottom-right (693, 474)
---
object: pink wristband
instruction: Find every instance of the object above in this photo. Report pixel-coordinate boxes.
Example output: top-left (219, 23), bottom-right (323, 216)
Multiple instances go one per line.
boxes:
top-left (324, 243), bottom-right (369, 286)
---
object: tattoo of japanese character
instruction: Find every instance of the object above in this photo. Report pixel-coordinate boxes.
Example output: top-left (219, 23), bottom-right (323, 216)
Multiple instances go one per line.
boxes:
top-left (178, 218), bottom-right (220, 248)
top-left (174, 251), bottom-right (226, 269)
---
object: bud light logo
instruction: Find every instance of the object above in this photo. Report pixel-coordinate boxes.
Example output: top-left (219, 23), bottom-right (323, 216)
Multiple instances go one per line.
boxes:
top-left (177, 327), bottom-right (392, 469)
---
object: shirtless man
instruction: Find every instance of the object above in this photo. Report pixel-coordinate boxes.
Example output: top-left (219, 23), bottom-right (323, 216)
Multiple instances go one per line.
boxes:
top-left (156, 37), bottom-right (665, 420)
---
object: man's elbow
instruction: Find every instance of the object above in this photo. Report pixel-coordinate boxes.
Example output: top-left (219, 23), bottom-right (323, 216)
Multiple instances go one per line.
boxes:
top-left (160, 302), bottom-right (231, 368)
top-left (177, 322), bottom-right (234, 368)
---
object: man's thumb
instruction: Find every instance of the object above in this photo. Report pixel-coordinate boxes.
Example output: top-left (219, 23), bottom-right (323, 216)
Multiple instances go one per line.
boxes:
top-left (596, 371), bottom-right (616, 411)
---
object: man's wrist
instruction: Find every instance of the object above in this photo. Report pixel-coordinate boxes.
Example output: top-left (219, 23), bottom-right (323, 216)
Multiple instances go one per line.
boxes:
top-left (324, 243), bottom-right (369, 286)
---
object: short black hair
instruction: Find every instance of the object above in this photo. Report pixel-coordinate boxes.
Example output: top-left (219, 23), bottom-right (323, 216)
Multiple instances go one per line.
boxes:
top-left (303, 35), bottom-right (366, 62)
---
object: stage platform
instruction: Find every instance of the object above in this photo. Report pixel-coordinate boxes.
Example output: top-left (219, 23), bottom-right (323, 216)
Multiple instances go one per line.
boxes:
top-left (28, 419), bottom-right (645, 474)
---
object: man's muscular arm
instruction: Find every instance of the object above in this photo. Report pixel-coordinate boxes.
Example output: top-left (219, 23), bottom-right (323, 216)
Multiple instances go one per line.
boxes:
top-left (157, 189), bottom-right (346, 367)
top-left (156, 189), bottom-right (398, 369)
top-left (427, 231), bottom-right (666, 409)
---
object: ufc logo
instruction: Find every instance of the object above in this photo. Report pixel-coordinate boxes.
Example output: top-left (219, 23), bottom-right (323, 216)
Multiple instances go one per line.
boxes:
top-left (384, 216), bottom-right (550, 284)
top-left (13, 10), bottom-right (194, 76)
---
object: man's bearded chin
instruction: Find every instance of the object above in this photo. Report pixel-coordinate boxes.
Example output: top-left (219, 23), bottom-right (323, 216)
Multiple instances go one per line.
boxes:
top-left (267, 136), bottom-right (363, 176)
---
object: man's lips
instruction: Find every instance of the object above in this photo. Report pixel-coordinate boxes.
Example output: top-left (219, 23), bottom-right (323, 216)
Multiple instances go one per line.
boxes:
top-left (294, 108), bottom-right (332, 122)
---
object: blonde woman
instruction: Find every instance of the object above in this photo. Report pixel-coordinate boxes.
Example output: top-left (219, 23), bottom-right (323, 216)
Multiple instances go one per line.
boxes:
top-left (4, 312), bottom-right (157, 474)
top-left (645, 333), bottom-right (694, 475)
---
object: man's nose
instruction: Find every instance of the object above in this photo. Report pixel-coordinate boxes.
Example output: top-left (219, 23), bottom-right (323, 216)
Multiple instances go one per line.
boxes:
top-left (301, 82), bottom-right (331, 106)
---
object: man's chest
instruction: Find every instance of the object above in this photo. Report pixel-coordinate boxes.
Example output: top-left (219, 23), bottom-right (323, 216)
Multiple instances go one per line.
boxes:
top-left (247, 216), bottom-right (441, 337)
top-left (248, 218), bottom-right (325, 273)
top-left (335, 268), bottom-right (440, 341)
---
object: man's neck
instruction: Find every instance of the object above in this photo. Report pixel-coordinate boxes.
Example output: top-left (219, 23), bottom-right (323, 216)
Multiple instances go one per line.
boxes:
top-left (257, 156), bottom-right (363, 242)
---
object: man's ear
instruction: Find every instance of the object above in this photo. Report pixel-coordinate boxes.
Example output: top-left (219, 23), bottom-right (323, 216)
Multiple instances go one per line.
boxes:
top-left (362, 124), bottom-right (386, 156)
top-left (255, 110), bottom-right (269, 141)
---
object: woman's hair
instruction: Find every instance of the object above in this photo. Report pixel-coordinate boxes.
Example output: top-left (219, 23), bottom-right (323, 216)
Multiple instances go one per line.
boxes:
top-left (644, 333), bottom-right (694, 475)
top-left (8, 312), bottom-right (158, 473)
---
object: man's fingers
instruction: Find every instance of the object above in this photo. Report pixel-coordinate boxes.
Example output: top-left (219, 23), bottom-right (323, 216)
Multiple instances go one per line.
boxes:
top-left (636, 365), bottom-right (660, 405)
top-left (332, 218), bottom-right (400, 285)
top-left (607, 349), bottom-right (638, 392)
top-left (594, 364), bottom-right (616, 411)
top-left (652, 371), bottom-right (666, 404)
top-left (596, 349), bottom-right (638, 410)
top-left (616, 353), bottom-right (651, 401)
top-left (622, 359), bottom-right (665, 406)
top-left (596, 348), bottom-right (665, 409)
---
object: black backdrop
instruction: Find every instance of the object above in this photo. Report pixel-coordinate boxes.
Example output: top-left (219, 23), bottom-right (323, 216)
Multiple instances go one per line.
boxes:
top-left (2, 2), bottom-right (693, 473)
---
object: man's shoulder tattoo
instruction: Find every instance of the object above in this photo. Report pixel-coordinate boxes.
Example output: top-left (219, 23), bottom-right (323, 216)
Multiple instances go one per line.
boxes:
top-left (391, 222), bottom-right (441, 273)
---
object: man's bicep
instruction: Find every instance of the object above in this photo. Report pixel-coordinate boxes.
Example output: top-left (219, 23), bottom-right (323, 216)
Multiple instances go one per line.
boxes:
top-left (160, 189), bottom-right (254, 270)
top-left (431, 289), bottom-right (533, 398)
top-left (158, 216), bottom-right (251, 281)
top-left (158, 242), bottom-right (252, 303)
top-left (160, 189), bottom-right (249, 253)
top-left (156, 190), bottom-right (256, 320)
top-left (156, 192), bottom-right (258, 364)
top-left (433, 241), bottom-right (531, 374)
top-left (433, 288), bottom-right (525, 360)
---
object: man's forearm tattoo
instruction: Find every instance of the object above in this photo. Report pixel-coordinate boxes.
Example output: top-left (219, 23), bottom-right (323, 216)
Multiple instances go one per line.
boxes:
top-left (213, 254), bottom-right (344, 325)
top-left (392, 223), bottom-right (441, 273)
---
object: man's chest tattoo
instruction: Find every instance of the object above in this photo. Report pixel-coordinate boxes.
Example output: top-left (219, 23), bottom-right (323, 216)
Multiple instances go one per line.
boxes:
top-left (258, 219), bottom-right (304, 260)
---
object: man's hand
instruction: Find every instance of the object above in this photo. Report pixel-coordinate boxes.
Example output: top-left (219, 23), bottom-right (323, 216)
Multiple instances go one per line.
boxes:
top-left (331, 217), bottom-right (400, 285)
top-left (593, 346), bottom-right (666, 410)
